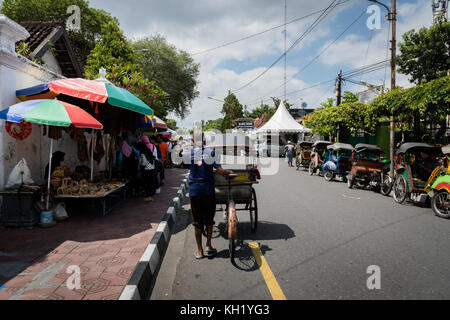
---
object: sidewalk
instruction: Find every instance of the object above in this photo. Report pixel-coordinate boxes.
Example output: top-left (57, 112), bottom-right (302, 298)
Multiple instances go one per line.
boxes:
top-left (0, 168), bottom-right (188, 300)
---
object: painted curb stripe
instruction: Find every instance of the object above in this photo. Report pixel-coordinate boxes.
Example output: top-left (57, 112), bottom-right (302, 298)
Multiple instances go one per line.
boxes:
top-left (119, 285), bottom-right (141, 300)
top-left (121, 181), bottom-right (186, 300)
top-left (150, 232), bottom-right (166, 257)
top-left (249, 242), bottom-right (287, 301)
top-left (128, 262), bottom-right (153, 299)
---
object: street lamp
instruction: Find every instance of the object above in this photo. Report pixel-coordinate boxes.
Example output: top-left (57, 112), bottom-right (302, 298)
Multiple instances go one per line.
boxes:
top-left (134, 49), bottom-right (150, 53)
top-left (368, 0), bottom-right (396, 178)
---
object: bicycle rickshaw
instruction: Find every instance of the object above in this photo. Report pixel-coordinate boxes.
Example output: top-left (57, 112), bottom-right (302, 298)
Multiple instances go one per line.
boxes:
top-left (322, 143), bottom-right (353, 182)
top-left (393, 142), bottom-right (441, 205)
top-left (296, 141), bottom-right (313, 171)
top-left (347, 143), bottom-right (392, 195)
top-left (207, 134), bottom-right (261, 261)
top-left (425, 144), bottom-right (450, 219)
top-left (309, 141), bottom-right (332, 176)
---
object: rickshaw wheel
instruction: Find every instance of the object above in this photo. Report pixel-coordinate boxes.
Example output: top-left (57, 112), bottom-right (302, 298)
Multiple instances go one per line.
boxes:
top-left (250, 188), bottom-right (258, 232)
top-left (393, 175), bottom-right (408, 204)
top-left (347, 176), bottom-right (354, 189)
top-left (432, 191), bottom-right (450, 219)
top-left (380, 176), bottom-right (393, 196)
top-left (296, 156), bottom-right (301, 171)
top-left (309, 162), bottom-right (315, 176)
top-left (324, 170), bottom-right (334, 182)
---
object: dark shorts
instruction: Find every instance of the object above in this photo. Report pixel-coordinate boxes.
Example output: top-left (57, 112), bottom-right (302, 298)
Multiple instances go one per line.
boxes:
top-left (190, 195), bottom-right (216, 229)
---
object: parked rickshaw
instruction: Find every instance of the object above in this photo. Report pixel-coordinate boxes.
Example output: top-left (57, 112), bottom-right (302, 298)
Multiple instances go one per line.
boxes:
top-left (347, 143), bottom-right (392, 195)
top-left (309, 141), bottom-right (332, 176)
top-left (392, 142), bottom-right (441, 205)
top-left (322, 143), bottom-right (353, 182)
top-left (296, 141), bottom-right (313, 171)
top-left (425, 145), bottom-right (450, 219)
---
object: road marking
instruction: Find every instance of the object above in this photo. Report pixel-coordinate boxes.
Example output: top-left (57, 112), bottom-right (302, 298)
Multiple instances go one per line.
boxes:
top-left (249, 242), bottom-right (286, 300)
top-left (342, 194), bottom-right (361, 200)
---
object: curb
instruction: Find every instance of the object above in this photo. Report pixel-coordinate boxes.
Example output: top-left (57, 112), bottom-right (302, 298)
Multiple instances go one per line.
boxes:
top-left (119, 175), bottom-right (189, 300)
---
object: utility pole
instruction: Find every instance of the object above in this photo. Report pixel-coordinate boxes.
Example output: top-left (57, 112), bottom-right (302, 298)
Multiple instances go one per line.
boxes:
top-left (336, 70), bottom-right (343, 142)
top-left (283, 0), bottom-right (287, 102)
top-left (228, 90), bottom-right (232, 130)
top-left (390, 0), bottom-right (397, 178)
top-left (369, 0), bottom-right (397, 177)
top-left (336, 70), bottom-right (343, 106)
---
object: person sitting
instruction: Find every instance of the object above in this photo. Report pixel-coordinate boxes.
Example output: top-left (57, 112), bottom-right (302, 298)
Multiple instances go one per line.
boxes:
top-left (44, 151), bottom-right (65, 179)
top-left (416, 152), bottom-right (438, 181)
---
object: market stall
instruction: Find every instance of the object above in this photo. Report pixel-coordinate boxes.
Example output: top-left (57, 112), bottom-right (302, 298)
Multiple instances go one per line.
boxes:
top-left (0, 76), bottom-right (158, 226)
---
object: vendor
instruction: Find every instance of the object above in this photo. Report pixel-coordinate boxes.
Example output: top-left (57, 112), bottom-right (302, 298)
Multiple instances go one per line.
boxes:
top-left (44, 151), bottom-right (65, 179)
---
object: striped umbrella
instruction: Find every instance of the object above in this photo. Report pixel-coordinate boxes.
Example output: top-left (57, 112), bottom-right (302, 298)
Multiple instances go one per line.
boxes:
top-left (16, 78), bottom-right (154, 117)
top-left (0, 99), bottom-right (103, 210)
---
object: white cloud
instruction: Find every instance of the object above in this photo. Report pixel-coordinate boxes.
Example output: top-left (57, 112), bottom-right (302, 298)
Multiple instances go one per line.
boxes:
top-left (87, 0), bottom-right (433, 127)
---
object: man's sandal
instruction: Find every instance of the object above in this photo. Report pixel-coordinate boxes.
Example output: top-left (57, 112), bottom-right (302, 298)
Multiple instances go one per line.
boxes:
top-left (205, 249), bottom-right (217, 258)
top-left (194, 252), bottom-right (204, 260)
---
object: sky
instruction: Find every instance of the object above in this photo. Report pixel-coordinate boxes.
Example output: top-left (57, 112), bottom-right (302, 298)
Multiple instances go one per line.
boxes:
top-left (88, 0), bottom-right (432, 127)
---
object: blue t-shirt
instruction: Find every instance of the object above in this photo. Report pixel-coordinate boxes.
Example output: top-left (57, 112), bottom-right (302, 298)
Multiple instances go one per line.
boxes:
top-left (189, 148), bottom-right (221, 197)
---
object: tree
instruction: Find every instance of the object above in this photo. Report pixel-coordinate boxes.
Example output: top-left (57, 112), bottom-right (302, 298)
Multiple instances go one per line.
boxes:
top-left (321, 98), bottom-right (335, 108)
top-left (246, 104), bottom-right (274, 119)
top-left (343, 91), bottom-right (359, 103)
top-left (165, 119), bottom-right (177, 130)
top-left (397, 21), bottom-right (450, 84)
top-left (84, 22), bottom-right (168, 116)
top-left (1, 0), bottom-right (118, 70)
top-left (221, 93), bottom-right (244, 130)
top-left (132, 35), bottom-right (200, 119)
top-left (202, 119), bottom-right (224, 133)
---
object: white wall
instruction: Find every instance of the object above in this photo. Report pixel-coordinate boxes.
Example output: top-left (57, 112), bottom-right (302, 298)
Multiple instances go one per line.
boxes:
top-left (0, 15), bottom-right (105, 188)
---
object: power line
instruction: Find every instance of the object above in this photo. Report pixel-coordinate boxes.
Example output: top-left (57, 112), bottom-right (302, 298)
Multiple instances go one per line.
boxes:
top-left (245, 60), bottom-right (389, 107)
top-left (190, 0), bottom-right (351, 56)
top-left (252, 7), bottom-right (366, 105)
top-left (231, 0), bottom-right (340, 93)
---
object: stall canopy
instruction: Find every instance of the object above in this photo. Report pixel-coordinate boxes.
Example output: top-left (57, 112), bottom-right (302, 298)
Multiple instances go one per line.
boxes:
top-left (16, 78), bottom-right (154, 117)
top-left (142, 114), bottom-right (167, 131)
top-left (255, 102), bottom-right (311, 134)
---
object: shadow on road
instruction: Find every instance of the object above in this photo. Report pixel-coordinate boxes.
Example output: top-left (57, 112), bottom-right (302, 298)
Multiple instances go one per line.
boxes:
top-left (209, 220), bottom-right (295, 271)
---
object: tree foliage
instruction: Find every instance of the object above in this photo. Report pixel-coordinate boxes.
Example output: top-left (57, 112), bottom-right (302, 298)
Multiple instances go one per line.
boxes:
top-left (1, 0), bottom-right (118, 70)
top-left (84, 22), bottom-right (168, 116)
top-left (221, 93), bottom-right (244, 130)
top-left (307, 76), bottom-right (450, 137)
top-left (165, 119), bottom-right (177, 130)
top-left (397, 21), bottom-right (450, 84)
top-left (305, 102), bottom-right (378, 137)
top-left (132, 35), bottom-right (200, 119)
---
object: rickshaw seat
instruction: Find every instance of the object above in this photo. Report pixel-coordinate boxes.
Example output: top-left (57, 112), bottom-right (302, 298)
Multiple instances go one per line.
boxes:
top-left (354, 159), bottom-right (382, 172)
top-left (215, 185), bottom-right (252, 200)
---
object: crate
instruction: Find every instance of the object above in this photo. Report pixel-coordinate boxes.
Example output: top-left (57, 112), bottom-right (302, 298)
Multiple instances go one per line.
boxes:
top-left (0, 190), bottom-right (39, 228)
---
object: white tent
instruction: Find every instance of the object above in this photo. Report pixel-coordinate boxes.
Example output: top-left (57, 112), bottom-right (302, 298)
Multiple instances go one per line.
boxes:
top-left (255, 102), bottom-right (311, 134)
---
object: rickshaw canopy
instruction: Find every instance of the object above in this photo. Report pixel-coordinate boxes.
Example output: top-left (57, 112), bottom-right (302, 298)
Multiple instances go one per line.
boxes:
top-left (299, 141), bottom-right (313, 148)
top-left (354, 143), bottom-right (384, 154)
top-left (313, 141), bottom-right (332, 149)
top-left (327, 143), bottom-right (353, 152)
top-left (396, 142), bottom-right (440, 155)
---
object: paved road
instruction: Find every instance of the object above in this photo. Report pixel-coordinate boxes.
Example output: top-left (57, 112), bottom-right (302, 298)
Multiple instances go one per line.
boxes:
top-left (151, 158), bottom-right (450, 300)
